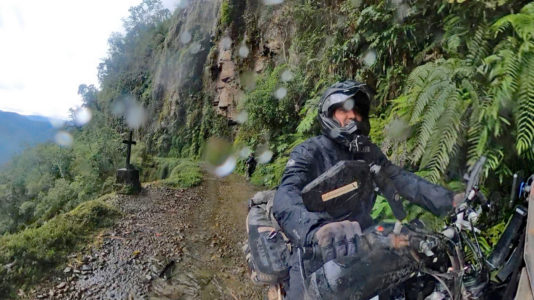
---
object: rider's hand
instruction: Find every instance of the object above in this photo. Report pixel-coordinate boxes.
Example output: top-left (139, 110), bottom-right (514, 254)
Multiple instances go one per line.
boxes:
top-left (314, 220), bottom-right (362, 262)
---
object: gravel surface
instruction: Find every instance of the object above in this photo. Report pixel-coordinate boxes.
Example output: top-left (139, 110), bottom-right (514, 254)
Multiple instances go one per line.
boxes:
top-left (30, 174), bottom-right (264, 300)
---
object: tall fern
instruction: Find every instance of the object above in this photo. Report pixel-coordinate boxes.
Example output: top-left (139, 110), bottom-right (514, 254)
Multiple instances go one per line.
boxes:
top-left (385, 59), bottom-right (472, 182)
top-left (385, 3), bottom-right (534, 183)
top-left (488, 3), bottom-right (534, 156)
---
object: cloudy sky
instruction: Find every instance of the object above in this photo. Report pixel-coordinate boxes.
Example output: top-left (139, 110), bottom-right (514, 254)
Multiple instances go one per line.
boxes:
top-left (0, 0), bottom-right (178, 119)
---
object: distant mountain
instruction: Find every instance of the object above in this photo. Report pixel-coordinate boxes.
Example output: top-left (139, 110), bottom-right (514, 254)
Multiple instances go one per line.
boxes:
top-left (0, 110), bottom-right (57, 166)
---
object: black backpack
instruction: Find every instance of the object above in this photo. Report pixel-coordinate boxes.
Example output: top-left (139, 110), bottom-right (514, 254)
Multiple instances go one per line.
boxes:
top-left (243, 190), bottom-right (291, 285)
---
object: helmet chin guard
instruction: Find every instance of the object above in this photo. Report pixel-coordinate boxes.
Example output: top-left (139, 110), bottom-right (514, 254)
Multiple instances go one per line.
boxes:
top-left (318, 80), bottom-right (372, 148)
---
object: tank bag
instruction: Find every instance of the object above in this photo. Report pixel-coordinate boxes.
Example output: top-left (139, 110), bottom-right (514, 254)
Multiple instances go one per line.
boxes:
top-left (243, 190), bottom-right (290, 285)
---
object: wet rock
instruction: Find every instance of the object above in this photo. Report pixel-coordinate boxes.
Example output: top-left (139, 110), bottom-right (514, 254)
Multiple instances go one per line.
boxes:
top-left (56, 282), bottom-right (67, 289)
top-left (81, 264), bottom-right (92, 272)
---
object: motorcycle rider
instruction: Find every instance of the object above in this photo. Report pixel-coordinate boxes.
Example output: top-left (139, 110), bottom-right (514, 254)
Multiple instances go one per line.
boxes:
top-left (272, 80), bottom-right (459, 299)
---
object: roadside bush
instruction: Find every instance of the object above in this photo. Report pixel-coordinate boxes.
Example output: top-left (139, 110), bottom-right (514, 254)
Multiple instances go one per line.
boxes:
top-left (162, 159), bottom-right (203, 188)
top-left (0, 197), bottom-right (119, 297)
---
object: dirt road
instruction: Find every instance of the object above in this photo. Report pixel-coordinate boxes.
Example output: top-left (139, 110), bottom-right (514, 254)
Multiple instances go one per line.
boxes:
top-left (31, 174), bottom-right (264, 299)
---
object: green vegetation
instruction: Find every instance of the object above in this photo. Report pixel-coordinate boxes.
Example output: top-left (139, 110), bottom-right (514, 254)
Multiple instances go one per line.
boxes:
top-left (1, 0), bottom-right (534, 296)
top-left (162, 159), bottom-right (203, 188)
top-left (0, 198), bottom-right (119, 295)
top-left (220, 0), bottom-right (233, 27)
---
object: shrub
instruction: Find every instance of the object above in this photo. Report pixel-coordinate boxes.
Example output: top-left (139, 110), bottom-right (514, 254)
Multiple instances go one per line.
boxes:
top-left (0, 197), bottom-right (119, 297)
top-left (162, 159), bottom-right (203, 188)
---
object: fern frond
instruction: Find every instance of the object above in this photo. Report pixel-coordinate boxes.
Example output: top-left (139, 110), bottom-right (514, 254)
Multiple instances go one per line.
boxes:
top-left (515, 53), bottom-right (534, 154)
top-left (419, 93), bottom-right (462, 182)
top-left (492, 4), bottom-right (534, 41)
top-left (466, 24), bottom-right (491, 65)
top-left (411, 83), bottom-right (453, 163)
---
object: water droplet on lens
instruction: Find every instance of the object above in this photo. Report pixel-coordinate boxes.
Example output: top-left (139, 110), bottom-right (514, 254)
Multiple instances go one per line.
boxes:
top-left (395, 4), bottom-right (410, 22)
top-left (126, 103), bottom-right (147, 130)
top-left (190, 42), bottom-right (202, 54)
top-left (181, 31), bottom-right (192, 44)
top-left (221, 37), bottom-right (232, 50)
top-left (350, 0), bottom-right (362, 7)
top-left (238, 45), bottom-right (249, 58)
top-left (55, 131), bottom-right (73, 147)
top-left (363, 49), bottom-right (377, 67)
top-left (49, 118), bottom-right (65, 128)
top-left (73, 107), bottom-right (92, 126)
top-left (240, 71), bottom-right (257, 91)
top-left (239, 147), bottom-right (252, 158)
top-left (257, 150), bottom-right (273, 164)
top-left (343, 99), bottom-right (355, 111)
top-left (236, 111), bottom-right (248, 124)
top-left (281, 70), bottom-right (294, 82)
top-left (263, 0), bottom-right (284, 5)
top-left (111, 100), bottom-right (126, 116)
top-left (275, 87), bottom-right (287, 100)
top-left (214, 156), bottom-right (237, 177)
top-left (386, 118), bottom-right (411, 142)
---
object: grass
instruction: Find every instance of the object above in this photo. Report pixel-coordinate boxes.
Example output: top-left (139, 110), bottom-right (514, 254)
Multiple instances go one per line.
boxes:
top-left (162, 159), bottom-right (203, 188)
top-left (0, 197), bottom-right (120, 297)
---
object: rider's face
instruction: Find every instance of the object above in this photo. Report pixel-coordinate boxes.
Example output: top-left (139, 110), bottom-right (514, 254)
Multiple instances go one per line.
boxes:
top-left (333, 107), bottom-right (362, 127)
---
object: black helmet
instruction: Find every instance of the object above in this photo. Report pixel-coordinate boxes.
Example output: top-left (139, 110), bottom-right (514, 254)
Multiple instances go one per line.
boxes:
top-left (318, 80), bottom-right (372, 148)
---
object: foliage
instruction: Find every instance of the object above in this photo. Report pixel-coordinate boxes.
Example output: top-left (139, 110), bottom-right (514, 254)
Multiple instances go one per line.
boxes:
top-left (0, 112), bottom-right (123, 234)
top-left (162, 159), bottom-right (203, 188)
top-left (382, 2), bottom-right (534, 186)
top-left (0, 198), bottom-right (119, 297)
top-left (220, 0), bottom-right (233, 27)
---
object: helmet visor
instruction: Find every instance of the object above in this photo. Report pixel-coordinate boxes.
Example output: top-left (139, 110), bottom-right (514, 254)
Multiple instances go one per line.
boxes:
top-left (322, 91), bottom-right (370, 118)
top-left (321, 93), bottom-right (355, 115)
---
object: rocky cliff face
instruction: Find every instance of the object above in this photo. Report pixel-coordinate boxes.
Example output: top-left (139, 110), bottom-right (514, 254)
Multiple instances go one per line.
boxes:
top-left (150, 0), bottom-right (221, 128)
top-left (151, 0), bottom-right (292, 124)
top-left (209, 1), bottom-right (292, 122)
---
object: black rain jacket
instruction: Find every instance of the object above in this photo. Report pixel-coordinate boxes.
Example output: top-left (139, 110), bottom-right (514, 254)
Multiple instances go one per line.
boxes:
top-left (272, 135), bottom-right (454, 249)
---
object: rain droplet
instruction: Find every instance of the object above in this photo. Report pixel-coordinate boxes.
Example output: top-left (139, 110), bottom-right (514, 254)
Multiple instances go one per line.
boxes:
top-left (281, 70), bottom-right (294, 82)
top-left (49, 118), bottom-right (65, 128)
top-left (257, 150), bottom-right (273, 164)
top-left (263, 0), bottom-right (284, 5)
top-left (275, 87), bottom-right (287, 100)
top-left (363, 49), bottom-right (377, 67)
top-left (395, 4), bottom-right (411, 22)
top-left (386, 118), bottom-right (411, 142)
top-left (180, 31), bottom-right (192, 44)
top-left (238, 45), bottom-right (249, 58)
top-left (190, 42), bottom-right (202, 54)
top-left (236, 111), bottom-right (248, 124)
top-left (204, 137), bottom-right (233, 166)
top-left (126, 103), bottom-right (147, 130)
top-left (350, 0), bottom-right (362, 7)
top-left (343, 99), bottom-right (355, 111)
top-left (73, 107), bottom-right (92, 126)
top-left (214, 156), bottom-right (237, 177)
top-left (239, 147), bottom-right (252, 158)
top-left (55, 131), bottom-right (73, 147)
top-left (221, 37), bottom-right (232, 50)
top-left (111, 100), bottom-right (126, 116)
top-left (240, 71), bottom-right (257, 91)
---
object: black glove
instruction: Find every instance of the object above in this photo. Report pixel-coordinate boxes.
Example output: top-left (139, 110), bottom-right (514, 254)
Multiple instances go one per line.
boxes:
top-left (314, 220), bottom-right (362, 262)
top-left (349, 135), bottom-right (388, 166)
